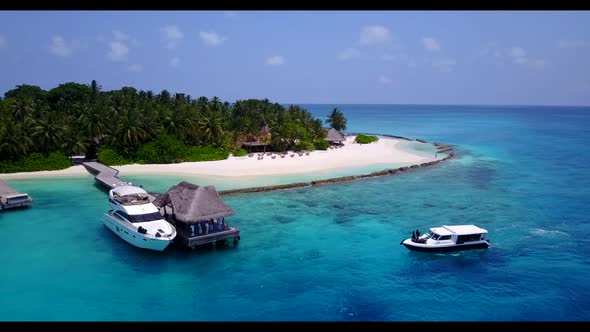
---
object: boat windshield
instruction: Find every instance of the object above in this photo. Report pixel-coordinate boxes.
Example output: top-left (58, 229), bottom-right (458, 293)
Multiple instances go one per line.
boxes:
top-left (128, 212), bottom-right (163, 223)
top-left (431, 233), bottom-right (440, 240)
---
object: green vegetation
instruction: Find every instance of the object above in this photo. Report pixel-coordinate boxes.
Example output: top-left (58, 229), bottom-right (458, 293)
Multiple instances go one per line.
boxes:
top-left (186, 146), bottom-right (229, 162)
top-left (0, 80), bottom-right (348, 172)
top-left (232, 148), bottom-right (248, 157)
top-left (313, 139), bottom-right (330, 150)
top-left (355, 134), bottom-right (379, 144)
top-left (97, 148), bottom-right (133, 166)
top-left (137, 135), bottom-right (187, 164)
top-left (0, 152), bottom-right (71, 173)
top-left (326, 107), bottom-right (348, 132)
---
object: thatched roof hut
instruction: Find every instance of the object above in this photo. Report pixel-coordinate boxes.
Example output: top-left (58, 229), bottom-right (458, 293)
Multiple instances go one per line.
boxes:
top-left (153, 181), bottom-right (235, 224)
top-left (324, 127), bottom-right (346, 143)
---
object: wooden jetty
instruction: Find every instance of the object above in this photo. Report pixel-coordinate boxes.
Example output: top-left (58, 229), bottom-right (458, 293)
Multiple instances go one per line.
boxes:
top-left (0, 179), bottom-right (33, 211)
top-left (174, 224), bottom-right (240, 248)
top-left (82, 162), bottom-right (131, 190)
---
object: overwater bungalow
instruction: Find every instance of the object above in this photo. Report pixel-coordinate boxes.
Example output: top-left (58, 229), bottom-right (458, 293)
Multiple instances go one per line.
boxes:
top-left (324, 127), bottom-right (346, 146)
top-left (153, 181), bottom-right (240, 249)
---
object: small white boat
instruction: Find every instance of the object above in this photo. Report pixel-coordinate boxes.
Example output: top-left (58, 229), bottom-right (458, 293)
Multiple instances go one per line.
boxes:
top-left (103, 185), bottom-right (176, 251)
top-left (401, 225), bottom-right (490, 252)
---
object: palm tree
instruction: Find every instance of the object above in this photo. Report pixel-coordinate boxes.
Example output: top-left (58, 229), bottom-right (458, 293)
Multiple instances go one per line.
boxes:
top-left (326, 107), bottom-right (347, 132)
top-left (0, 121), bottom-right (33, 160)
top-left (311, 118), bottom-right (326, 141)
top-left (198, 114), bottom-right (224, 145)
top-left (210, 96), bottom-right (222, 113)
top-left (89, 80), bottom-right (101, 102)
top-left (78, 104), bottom-right (110, 145)
top-left (32, 113), bottom-right (68, 154)
top-left (11, 98), bottom-right (35, 122)
top-left (61, 129), bottom-right (89, 159)
top-left (111, 108), bottom-right (147, 153)
top-left (260, 135), bottom-right (271, 154)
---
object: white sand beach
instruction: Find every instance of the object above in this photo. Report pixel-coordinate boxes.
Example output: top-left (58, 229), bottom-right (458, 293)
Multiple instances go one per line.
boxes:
top-left (0, 136), bottom-right (443, 180)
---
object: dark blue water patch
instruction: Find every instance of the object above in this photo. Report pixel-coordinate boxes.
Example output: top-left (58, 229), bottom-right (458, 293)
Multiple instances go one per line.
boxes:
top-left (303, 249), bottom-right (321, 260)
top-left (302, 200), bottom-right (318, 208)
top-left (332, 203), bottom-right (346, 210)
top-left (338, 289), bottom-right (390, 321)
top-left (276, 215), bottom-right (296, 224)
top-left (334, 215), bottom-right (354, 225)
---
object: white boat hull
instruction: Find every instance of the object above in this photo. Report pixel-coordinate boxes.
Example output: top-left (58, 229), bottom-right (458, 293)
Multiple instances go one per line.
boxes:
top-left (103, 213), bottom-right (175, 251)
top-left (401, 238), bottom-right (489, 252)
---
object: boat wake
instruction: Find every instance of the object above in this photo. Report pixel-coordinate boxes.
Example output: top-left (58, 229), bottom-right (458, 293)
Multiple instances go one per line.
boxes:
top-left (529, 228), bottom-right (569, 237)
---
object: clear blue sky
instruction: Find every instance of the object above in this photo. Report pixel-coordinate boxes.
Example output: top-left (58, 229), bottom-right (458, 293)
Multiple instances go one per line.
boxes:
top-left (1, 11), bottom-right (589, 106)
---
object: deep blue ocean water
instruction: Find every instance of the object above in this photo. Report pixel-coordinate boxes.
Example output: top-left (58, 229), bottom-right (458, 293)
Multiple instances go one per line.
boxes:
top-left (1, 104), bottom-right (589, 321)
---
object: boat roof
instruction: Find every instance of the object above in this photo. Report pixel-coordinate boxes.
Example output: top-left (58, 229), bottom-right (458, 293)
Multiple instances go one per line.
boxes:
top-left (430, 225), bottom-right (488, 236)
top-left (111, 185), bottom-right (148, 197)
top-left (120, 203), bottom-right (160, 215)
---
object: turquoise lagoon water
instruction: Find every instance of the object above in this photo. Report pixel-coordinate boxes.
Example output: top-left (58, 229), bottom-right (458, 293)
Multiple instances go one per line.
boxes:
top-left (1, 104), bottom-right (590, 321)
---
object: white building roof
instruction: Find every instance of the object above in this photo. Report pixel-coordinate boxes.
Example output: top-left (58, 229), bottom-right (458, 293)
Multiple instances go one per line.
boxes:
top-left (442, 225), bottom-right (488, 235)
top-left (111, 185), bottom-right (147, 197)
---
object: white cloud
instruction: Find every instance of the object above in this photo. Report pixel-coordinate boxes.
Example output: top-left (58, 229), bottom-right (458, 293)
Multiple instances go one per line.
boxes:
top-left (266, 55), bottom-right (285, 66)
top-left (199, 31), bottom-right (226, 46)
top-left (476, 42), bottom-right (503, 58)
top-left (381, 53), bottom-right (415, 67)
top-left (509, 47), bottom-right (526, 58)
top-left (432, 58), bottom-right (456, 72)
top-left (505, 46), bottom-right (545, 69)
top-left (170, 56), bottom-right (180, 67)
top-left (0, 34), bottom-right (5, 49)
top-left (128, 63), bottom-right (143, 72)
top-left (379, 75), bottom-right (392, 84)
top-left (422, 37), bottom-right (440, 52)
top-left (49, 35), bottom-right (74, 57)
top-left (113, 30), bottom-right (130, 41)
top-left (108, 41), bottom-right (129, 62)
top-left (557, 40), bottom-right (587, 49)
top-left (337, 48), bottom-right (360, 60)
top-left (359, 25), bottom-right (391, 45)
top-left (161, 25), bottom-right (184, 49)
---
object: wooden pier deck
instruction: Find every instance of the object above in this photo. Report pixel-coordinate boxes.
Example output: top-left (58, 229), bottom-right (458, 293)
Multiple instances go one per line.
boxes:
top-left (175, 225), bottom-right (241, 249)
top-left (0, 179), bottom-right (33, 211)
top-left (82, 162), bottom-right (131, 190)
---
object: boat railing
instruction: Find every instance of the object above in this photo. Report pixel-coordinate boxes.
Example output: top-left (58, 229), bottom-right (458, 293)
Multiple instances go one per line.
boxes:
top-left (114, 194), bottom-right (151, 205)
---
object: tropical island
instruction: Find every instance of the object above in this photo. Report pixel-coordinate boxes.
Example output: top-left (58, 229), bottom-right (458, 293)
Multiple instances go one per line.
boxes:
top-left (0, 81), bottom-right (447, 181)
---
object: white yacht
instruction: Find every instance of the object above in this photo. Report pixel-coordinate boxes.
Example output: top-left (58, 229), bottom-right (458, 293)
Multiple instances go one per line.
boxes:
top-left (401, 225), bottom-right (490, 252)
top-left (103, 185), bottom-right (176, 251)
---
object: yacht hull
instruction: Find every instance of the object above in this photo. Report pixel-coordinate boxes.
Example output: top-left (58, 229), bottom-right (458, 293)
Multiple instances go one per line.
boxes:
top-left (103, 214), bottom-right (174, 251)
top-left (402, 240), bottom-right (489, 252)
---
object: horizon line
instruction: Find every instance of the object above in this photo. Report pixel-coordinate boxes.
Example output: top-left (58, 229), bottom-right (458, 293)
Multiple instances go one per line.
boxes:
top-left (279, 102), bottom-right (590, 108)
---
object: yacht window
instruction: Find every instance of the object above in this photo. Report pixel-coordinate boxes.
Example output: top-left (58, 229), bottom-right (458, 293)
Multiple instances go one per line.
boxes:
top-left (128, 212), bottom-right (163, 223)
top-left (439, 235), bottom-right (452, 240)
top-left (114, 211), bottom-right (129, 221)
top-left (432, 234), bottom-right (440, 240)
